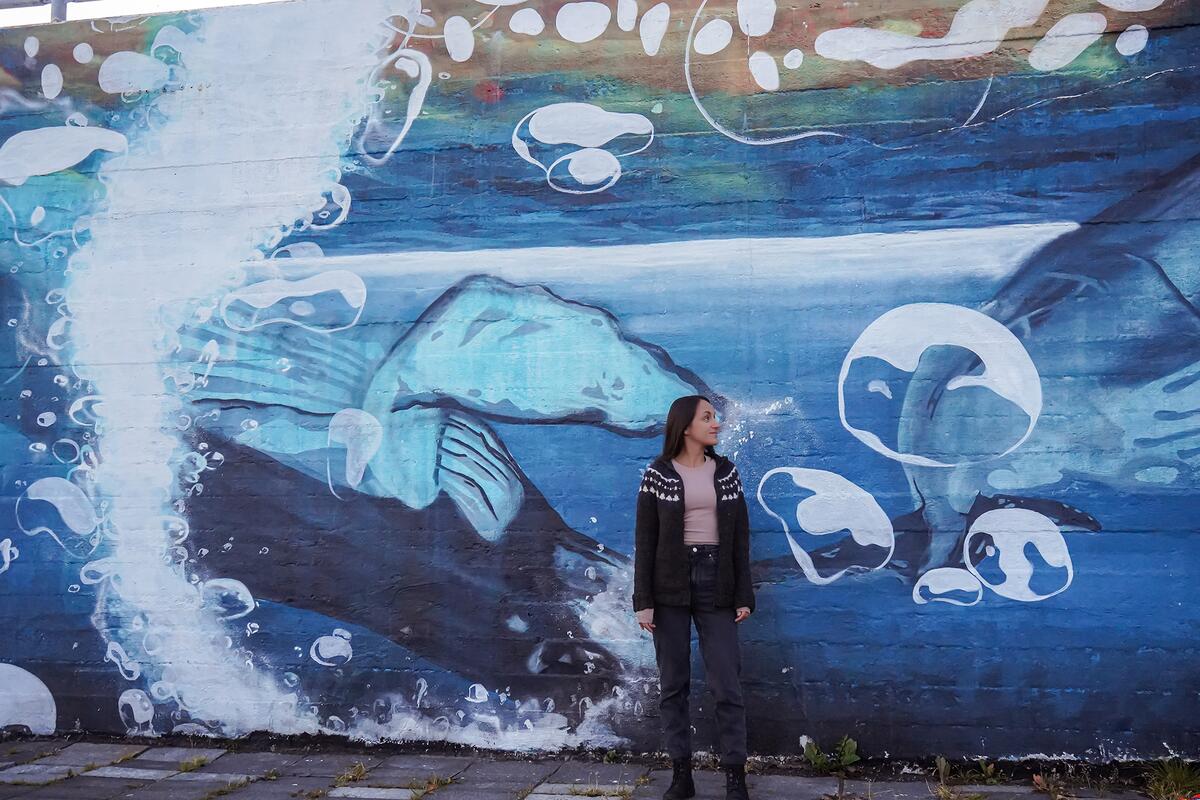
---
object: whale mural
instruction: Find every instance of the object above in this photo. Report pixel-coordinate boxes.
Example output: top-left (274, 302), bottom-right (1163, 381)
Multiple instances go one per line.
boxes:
top-left (0, 0), bottom-right (1197, 761)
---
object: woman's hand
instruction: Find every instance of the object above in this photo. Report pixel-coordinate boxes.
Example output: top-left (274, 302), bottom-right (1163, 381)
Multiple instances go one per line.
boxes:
top-left (735, 607), bottom-right (751, 623)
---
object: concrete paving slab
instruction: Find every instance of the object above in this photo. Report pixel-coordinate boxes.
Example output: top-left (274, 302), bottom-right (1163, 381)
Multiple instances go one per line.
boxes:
top-left (193, 751), bottom-right (299, 776)
top-left (131, 747), bottom-right (227, 765)
top-left (457, 761), bottom-right (559, 786)
top-left (13, 776), bottom-right (152, 800)
top-left (0, 744), bottom-right (68, 767)
top-left (328, 788), bottom-right (415, 799)
top-left (0, 786), bottom-right (36, 800)
top-left (843, 780), bottom-right (938, 800)
top-left (281, 753), bottom-right (382, 777)
top-left (87, 767), bottom-right (176, 781)
top-left (371, 754), bottom-right (475, 778)
top-left (209, 775), bottom-right (329, 799)
top-left (743, 773), bottom-right (836, 795)
top-left (548, 762), bottom-right (648, 785)
top-left (35, 744), bottom-right (145, 768)
top-left (116, 776), bottom-right (253, 800)
top-left (531, 783), bottom-right (634, 795)
top-left (0, 765), bottom-right (76, 785)
top-left (956, 786), bottom-right (1032, 795)
top-left (165, 771), bottom-right (254, 783)
top-left (433, 789), bottom-right (541, 800)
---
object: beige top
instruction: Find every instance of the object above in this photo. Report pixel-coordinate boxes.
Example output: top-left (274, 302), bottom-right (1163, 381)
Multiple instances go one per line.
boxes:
top-left (672, 456), bottom-right (719, 546)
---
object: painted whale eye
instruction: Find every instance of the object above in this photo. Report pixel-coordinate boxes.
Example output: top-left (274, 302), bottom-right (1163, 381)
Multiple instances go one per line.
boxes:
top-left (838, 303), bottom-right (1042, 467)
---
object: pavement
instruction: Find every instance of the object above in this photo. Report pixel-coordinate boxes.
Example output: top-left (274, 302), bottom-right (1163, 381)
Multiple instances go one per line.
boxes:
top-left (0, 739), bottom-right (1148, 800)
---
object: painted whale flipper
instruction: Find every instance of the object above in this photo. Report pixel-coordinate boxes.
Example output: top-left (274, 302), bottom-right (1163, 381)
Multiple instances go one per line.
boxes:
top-left (178, 317), bottom-right (526, 538)
top-left (435, 411), bottom-right (525, 540)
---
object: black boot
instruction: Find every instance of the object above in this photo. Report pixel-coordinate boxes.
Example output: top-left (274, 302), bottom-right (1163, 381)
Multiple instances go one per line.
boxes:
top-left (724, 764), bottom-right (750, 800)
top-left (663, 758), bottom-right (695, 800)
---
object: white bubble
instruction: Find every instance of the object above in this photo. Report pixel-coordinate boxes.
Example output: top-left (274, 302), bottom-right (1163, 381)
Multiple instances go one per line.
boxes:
top-left (41, 64), bottom-right (63, 100)
top-left (444, 16), bottom-right (475, 62)
top-left (509, 8), bottom-right (546, 35)
top-left (200, 578), bottom-right (256, 620)
top-left (17, 477), bottom-right (99, 541)
top-left (748, 51), bottom-right (779, 91)
top-left (118, 688), bottom-right (154, 729)
top-left (737, 0), bottom-right (775, 36)
top-left (73, 43), bottom-right (95, 64)
top-left (221, 271), bottom-right (366, 333)
top-left (310, 630), bottom-right (353, 666)
top-left (36, 412), bottom-right (57, 427)
top-left (98, 50), bottom-right (170, 94)
top-left (963, 509), bottom-right (1073, 602)
top-left (0, 538), bottom-right (18, 576)
top-left (1116, 24), bottom-right (1149, 56)
top-left (912, 567), bottom-right (983, 606)
top-left (756, 467), bottom-right (894, 585)
top-left (563, 147), bottom-right (621, 186)
top-left (556, 1), bottom-right (611, 43)
top-left (783, 48), bottom-right (804, 69)
top-left (694, 19), bottom-right (733, 55)
top-left (639, 2), bottom-right (670, 56)
top-left (24, 37), bottom-right (38, 58)
top-left (0, 664), bottom-right (56, 734)
top-left (513, 102), bottom-right (653, 194)
top-left (1028, 13), bottom-right (1107, 72)
top-left (288, 300), bottom-right (316, 317)
top-left (105, 641), bottom-right (141, 681)
top-left (328, 408), bottom-right (383, 489)
top-left (838, 303), bottom-right (1042, 467)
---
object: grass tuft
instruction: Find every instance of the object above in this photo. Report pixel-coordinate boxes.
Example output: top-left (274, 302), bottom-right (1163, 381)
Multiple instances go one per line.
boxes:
top-left (179, 756), bottom-right (209, 773)
top-left (1145, 759), bottom-right (1200, 800)
top-left (333, 760), bottom-right (369, 787)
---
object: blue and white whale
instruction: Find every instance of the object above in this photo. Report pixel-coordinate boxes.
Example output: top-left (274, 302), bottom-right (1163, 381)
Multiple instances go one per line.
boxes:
top-left (175, 273), bottom-right (706, 705)
top-left (888, 153), bottom-right (1200, 576)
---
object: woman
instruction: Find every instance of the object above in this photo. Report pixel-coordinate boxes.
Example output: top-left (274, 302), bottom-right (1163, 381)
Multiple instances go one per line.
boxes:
top-left (634, 395), bottom-right (755, 800)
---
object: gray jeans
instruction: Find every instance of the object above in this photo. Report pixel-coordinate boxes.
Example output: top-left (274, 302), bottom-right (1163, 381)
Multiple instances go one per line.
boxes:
top-left (652, 544), bottom-right (747, 767)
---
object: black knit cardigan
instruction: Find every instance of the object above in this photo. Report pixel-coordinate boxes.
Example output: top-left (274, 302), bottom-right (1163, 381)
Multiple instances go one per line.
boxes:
top-left (632, 454), bottom-right (755, 613)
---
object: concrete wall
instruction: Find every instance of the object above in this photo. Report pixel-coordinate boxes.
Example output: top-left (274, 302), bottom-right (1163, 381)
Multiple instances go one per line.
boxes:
top-left (0, 0), bottom-right (1197, 760)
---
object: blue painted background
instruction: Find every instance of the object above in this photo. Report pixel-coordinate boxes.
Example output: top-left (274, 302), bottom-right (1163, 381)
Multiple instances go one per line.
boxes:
top-left (0, 0), bottom-right (1197, 759)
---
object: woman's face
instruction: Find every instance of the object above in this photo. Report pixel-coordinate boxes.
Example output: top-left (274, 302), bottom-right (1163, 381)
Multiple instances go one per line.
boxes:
top-left (684, 400), bottom-right (721, 448)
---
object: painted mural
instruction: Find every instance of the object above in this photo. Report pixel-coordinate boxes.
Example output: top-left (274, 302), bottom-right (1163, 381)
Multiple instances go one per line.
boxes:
top-left (0, 0), bottom-right (1197, 761)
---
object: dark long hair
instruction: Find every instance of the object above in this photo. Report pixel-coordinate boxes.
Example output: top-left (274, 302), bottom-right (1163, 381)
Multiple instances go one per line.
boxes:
top-left (660, 395), bottom-right (719, 461)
